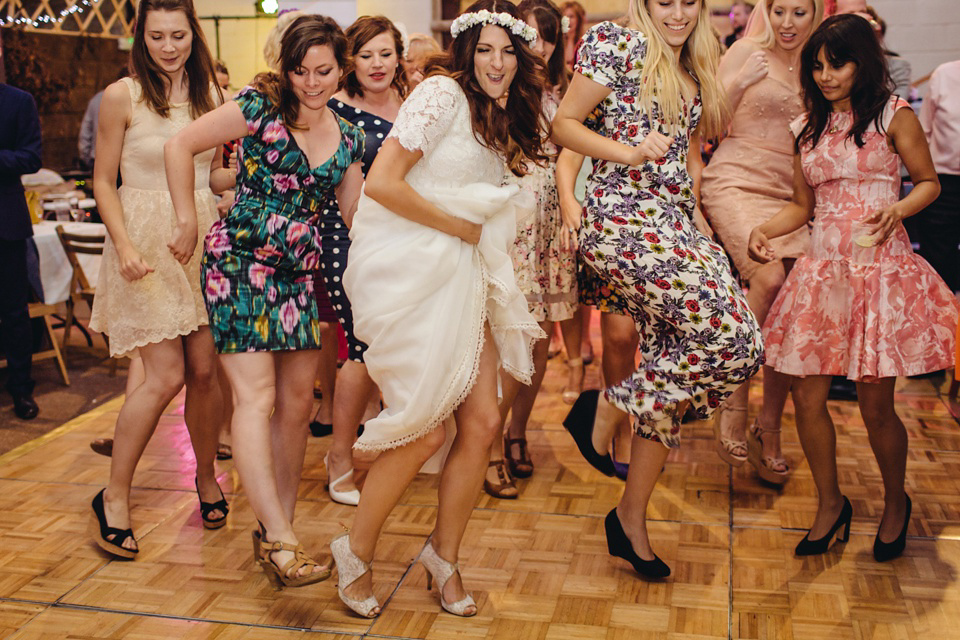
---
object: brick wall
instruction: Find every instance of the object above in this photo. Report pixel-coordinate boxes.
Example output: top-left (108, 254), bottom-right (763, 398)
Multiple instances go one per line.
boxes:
top-left (1, 29), bottom-right (128, 171)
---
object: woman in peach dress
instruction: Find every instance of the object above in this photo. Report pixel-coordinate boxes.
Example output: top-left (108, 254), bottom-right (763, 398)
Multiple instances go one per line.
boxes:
top-left (700, 0), bottom-right (823, 483)
top-left (748, 15), bottom-right (958, 561)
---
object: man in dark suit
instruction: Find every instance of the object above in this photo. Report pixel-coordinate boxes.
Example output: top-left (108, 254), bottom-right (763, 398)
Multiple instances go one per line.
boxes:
top-left (0, 54), bottom-right (43, 420)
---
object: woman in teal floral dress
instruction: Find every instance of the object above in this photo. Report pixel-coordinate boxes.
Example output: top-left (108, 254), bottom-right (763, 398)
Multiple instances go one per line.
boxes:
top-left (165, 15), bottom-right (363, 589)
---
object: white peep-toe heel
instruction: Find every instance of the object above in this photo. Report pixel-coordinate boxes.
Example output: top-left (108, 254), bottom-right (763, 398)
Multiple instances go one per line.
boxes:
top-left (419, 540), bottom-right (477, 617)
top-left (330, 533), bottom-right (380, 617)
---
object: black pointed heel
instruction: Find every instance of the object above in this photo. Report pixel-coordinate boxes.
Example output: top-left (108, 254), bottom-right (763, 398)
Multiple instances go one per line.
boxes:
top-left (195, 478), bottom-right (229, 529)
top-left (795, 496), bottom-right (852, 556)
top-left (604, 508), bottom-right (670, 579)
top-left (874, 494), bottom-right (911, 562)
top-left (562, 390), bottom-right (616, 477)
top-left (89, 489), bottom-right (138, 559)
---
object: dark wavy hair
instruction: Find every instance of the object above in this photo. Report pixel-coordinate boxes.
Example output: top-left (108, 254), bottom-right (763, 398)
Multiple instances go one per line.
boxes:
top-left (130, 0), bottom-right (222, 119)
top-left (797, 13), bottom-right (892, 151)
top-left (518, 0), bottom-right (569, 96)
top-left (250, 14), bottom-right (348, 130)
top-left (342, 15), bottom-right (409, 100)
top-left (424, 0), bottom-right (549, 176)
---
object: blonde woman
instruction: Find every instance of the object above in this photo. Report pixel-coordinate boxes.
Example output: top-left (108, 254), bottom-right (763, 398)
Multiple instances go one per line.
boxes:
top-left (700, 0), bottom-right (823, 484)
top-left (552, 0), bottom-right (764, 578)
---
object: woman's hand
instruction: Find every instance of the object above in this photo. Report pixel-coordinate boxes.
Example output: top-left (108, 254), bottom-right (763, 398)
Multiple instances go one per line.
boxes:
top-left (559, 193), bottom-right (582, 251)
top-left (739, 50), bottom-right (770, 89)
top-left (863, 204), bottom-right (904, 245)
top-left (693, 207), bottom-right (715, 239)
top-left (455, 219), bottom-right (483, 245)
top-left (216, 190), bottom-right (235, 219)
top-left (117, 245), bottom-right (154, 282)
top-left (627, 131), bottom-right (674, 165)
top-left (167, 220), bottom-right (198, 265)
top-left (747, 227), bottom-right (776, 263)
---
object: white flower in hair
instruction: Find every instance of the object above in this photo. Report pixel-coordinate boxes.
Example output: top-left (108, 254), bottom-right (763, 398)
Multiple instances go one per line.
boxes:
top-left (561, 16), bottom-right (571, 34)
top-left (450, 9), bottom-right (538, 44)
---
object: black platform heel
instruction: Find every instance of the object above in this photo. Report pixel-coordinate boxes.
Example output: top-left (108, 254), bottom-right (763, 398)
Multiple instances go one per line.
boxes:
top-left (562, 390), bottom-right (615, 477)
top-left (873, 494), bottom-right (911, 562)
top-left (195, 477), bottom-right (229, 529)
top-left (795, 496), bottom-right (852, 556)
top-left (604, 508), bottom-right (670, 579)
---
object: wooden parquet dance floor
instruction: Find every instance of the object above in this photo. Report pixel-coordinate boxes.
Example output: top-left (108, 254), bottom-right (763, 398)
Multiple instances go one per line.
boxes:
top-left (0, 354), bottom-right (958, 639)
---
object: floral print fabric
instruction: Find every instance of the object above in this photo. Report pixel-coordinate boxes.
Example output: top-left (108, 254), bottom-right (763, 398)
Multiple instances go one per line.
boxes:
top-left (202, 88), bottom-right (364, 353)
top-left (763, 98), bottom-right (958, 380)
top-left (575, 22), bottom-right (764, 447)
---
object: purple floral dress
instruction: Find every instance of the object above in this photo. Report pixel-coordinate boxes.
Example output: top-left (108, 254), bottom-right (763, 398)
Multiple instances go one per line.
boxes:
top-left (576, 22), bottom-right (764, 446)
top-left (201, 88), bottom-right (364, 352)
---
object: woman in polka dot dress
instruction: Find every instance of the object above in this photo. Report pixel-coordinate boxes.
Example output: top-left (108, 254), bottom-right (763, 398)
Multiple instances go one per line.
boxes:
top-left (319, 16), bottom-right (407, 505)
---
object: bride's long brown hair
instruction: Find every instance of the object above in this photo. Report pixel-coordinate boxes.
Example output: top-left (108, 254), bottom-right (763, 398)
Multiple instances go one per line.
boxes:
top-left (424, 0), bottom-right (549, 176)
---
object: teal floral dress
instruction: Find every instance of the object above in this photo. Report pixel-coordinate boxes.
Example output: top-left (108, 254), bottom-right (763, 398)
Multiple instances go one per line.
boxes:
top-left (201, 88), bottom-right (364, 352)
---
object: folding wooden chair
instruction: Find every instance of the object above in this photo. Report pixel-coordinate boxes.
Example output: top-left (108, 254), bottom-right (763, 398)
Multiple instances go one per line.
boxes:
top-left (55, 224), bottom-right (107, 362)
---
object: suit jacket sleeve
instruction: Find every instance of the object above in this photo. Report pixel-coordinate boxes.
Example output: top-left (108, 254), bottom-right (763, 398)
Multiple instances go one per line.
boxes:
top-left (0, 91), bottom-right (42, 177)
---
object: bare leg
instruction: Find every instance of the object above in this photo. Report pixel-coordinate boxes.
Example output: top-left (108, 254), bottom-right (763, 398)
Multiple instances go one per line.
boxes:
top-left (182, 328), bottom-right (224, 515)
top-left (329, 360), bottom-right (375, 494)
top-left (103, 339), bottom-right (185, 550)
top-left (579, 305), bottom-right (594, 361)
top-left (600, 312), bottom-right (639, 461)
top-left (217, 361), bottom-right (233, 453)
top-left (558, 313), bottom-right (583, 399)
top-left (855, 378), bottom-right (909, 542)
top-left (271, 349), bottom-right (322, 520)
top-left (343, 418), bottom-right (447, 601)
top-left (745, 260), bottom-right (794, 461)
top-left (220, 351), bottom-right (323, 577)
top-left (506, 320), bottom-right (553, 441)
top-left (616, 435), bottom-right (671, 559)
top-left (484, 367), bottom-right (522, 494)
top-left (791, 375), bottom-right (845, 538)
top-left (314, 322), bottom-right (339, 426)
top-left (432, 325), bottom-right (501, 613)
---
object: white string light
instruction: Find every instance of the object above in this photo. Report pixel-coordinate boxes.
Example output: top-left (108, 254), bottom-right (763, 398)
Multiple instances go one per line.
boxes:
top-left (2, 0), bottom-right (102, 29)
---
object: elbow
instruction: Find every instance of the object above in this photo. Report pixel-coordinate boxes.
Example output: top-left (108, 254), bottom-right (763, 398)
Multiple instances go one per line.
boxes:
top-left (551, 119), bottom-right (571, 149)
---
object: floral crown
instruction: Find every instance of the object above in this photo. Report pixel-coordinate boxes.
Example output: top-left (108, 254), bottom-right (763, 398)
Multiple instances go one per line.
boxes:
top-left (450, 9), bottom-right (538, 44)
top-left (561, 16), bottom-right (571, 34)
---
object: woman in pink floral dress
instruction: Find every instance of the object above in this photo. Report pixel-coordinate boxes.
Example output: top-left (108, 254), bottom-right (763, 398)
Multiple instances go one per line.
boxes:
top-left (749, 15), bottom-right (959, 562)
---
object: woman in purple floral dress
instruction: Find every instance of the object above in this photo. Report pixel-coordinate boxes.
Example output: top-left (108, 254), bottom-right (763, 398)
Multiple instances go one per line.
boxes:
top-left (553, 0), bottom-right (764, 579)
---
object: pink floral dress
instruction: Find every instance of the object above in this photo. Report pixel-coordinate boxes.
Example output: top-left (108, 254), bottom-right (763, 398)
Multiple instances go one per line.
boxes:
top-left (763, 98), bottom-right (959, 380)
top-left (201, 88), bottom-right (364, 352)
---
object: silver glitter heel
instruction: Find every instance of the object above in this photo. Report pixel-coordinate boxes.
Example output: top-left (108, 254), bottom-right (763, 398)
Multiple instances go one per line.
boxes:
top-left (420, 540), bottom-right (477, 617)
top-left (330, 533), bottom-right (380, 617)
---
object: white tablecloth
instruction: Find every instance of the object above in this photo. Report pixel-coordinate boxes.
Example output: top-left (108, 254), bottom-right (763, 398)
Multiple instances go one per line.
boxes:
top-left (31, 221), bottom-right (105, 305)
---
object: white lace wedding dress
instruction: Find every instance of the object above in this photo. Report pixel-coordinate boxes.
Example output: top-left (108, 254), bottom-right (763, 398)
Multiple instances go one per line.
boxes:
top-left (345, 75), bottom-right (543, 452)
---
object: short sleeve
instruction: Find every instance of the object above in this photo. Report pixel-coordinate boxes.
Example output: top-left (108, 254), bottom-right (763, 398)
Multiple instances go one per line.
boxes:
top-left (574, 22), bottom-right (641, 89)
top-left (789, 113), bottom-right (807, 138)
top-left (234, 87), bottom-right (269, 138)
top-left (343, 119), bottom-right (365, 164)
top-left (388, 75), bottom-right (463, 155)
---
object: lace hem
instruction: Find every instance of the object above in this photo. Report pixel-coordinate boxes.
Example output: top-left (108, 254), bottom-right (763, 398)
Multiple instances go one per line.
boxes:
top-left (354, 265), bottom-right (489, 453)
top-left (92, 322), bottom-right (208, 359)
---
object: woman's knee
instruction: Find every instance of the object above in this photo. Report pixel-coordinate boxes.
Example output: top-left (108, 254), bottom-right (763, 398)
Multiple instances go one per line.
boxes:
top-left (601, 316), bottom-right (639, 353)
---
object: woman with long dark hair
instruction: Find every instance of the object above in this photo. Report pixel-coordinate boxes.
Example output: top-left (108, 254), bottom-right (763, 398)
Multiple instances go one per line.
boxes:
top-left (748, 14), bottom-right (958, 560)
top-left (88, 0), bottom-right (231, 559)
top-left (552, 0), bottom-right (765, 579)
top-left (320, 15), bottom-right (408, 506)
top-left (484, 0), bottom-right (579, 499)
top-left (329, 0), bottom-right (547, 617)
top-left (165, 14), bottom-right (364, 588)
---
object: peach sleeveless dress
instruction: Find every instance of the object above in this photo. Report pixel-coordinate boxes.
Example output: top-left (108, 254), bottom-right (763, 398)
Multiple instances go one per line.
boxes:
top-left (701, 76), bottom-right (810, 280)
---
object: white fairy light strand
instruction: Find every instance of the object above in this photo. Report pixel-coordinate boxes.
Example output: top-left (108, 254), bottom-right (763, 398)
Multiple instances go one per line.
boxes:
top-left (2, 0), bottom-right (101, 29)
top-left (450, 9), bottom-right (538, 45)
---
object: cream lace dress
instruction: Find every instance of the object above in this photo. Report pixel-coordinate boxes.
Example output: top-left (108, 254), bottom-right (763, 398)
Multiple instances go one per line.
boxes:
top-left (90, 77), bottom-right (219, 357)
top-left (344, 75), bottom-right (544, 452)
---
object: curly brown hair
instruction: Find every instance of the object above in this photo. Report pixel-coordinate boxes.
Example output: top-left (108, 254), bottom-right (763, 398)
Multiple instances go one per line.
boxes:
top-left (342, 15), bottom-right (409, 101)
top-left (250, 14), bottom-right (348, 131)
top-left (424, 0), bottom-right (549, 176)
